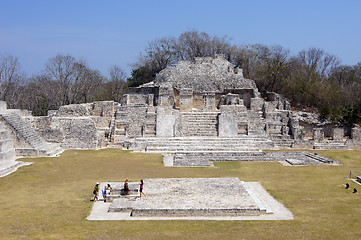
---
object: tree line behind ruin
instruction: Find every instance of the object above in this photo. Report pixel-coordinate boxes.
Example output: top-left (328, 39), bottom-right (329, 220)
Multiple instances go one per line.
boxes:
top-left (1, 31), bottom-right (360, 125)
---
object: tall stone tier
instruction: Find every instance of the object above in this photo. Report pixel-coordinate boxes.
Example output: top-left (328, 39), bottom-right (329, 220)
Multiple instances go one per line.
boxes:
top-left (0, 109), bottom-right (62, 157)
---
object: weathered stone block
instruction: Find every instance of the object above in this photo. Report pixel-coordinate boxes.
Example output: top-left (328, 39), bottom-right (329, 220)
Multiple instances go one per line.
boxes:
top-left (156, 115), bottom-right (175, 137)
top-left (203, 92), bottom-right (216, 111)
top-left (250, 98), bottom-right (264, 111)
top-left (50, 117), bottom-right (98, 149)
top-left (147, 94), bottom-right (154, 106)
top-left (40, 129), bottom-right (63, 143)
top-left (90, 116), bottom-right (112, 128)
top-left (0, 101), bottom-right (7, 110)
top-left (32, 116), bottom-right (51, 129)
top-left (179, 89), bottom-right (193, 111)
top-left (219, 114), bottom-right (238, 137)
top-left (313, 128), bottom-right (324, 142)
top-left (225, 93), bottom-right (239, 105)
top-left (91, 101), bottom-right (116, 117)
top-left (237, 122), bottom-right (248, 135)
top-left (351, 127), bottom-right (361, 140)
top-left (56, 104), bottom-right (91, 117)
top-left (333, 128), bottom-right (344, 141)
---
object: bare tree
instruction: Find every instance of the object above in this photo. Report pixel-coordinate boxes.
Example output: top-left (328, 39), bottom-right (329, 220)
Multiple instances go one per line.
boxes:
top-left (45, 54), bottom-right (102, 105)
top-left (0, 54), bottom-right (25, 107)
top-left (296, 48), bottom-right (340, 80)
top-left (128, 31), bottom-right (234, 87)
top-left (107, 65), bottom-right (127, 103)
top-left (173, 31), bottom-right (233, 61)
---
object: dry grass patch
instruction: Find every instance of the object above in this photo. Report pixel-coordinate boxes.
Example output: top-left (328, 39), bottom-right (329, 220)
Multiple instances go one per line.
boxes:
top-left (0, 149), bottom-right (360, 239)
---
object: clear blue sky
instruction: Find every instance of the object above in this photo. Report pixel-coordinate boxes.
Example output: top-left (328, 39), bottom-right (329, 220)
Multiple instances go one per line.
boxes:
top-left (1, 0), bottom-right (360, 77)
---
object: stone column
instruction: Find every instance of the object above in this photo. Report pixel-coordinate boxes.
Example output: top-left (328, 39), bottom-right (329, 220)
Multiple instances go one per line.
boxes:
top-left (250, 98), bottom-right (264, 111)
top-left (158, 87), bottom-right (170, 106)
top-left (147, 94), bottom-right (154, 106)
top-left (351, 127), bottom-right (361, 140)
top-left (122, 94), bottom-right (130, 105)
top-left (156, 107), bottom-right (175, 137)
top-left (203, 92), bottom-right (216, 111)
top-left (0, 101), bottom-right (7, 111)
top-left (289, 114), bottom-right (304, 140)
top-left (218, 105), bottom-right (238, 137)
top-left (313, 128), bottom-right (324, 142)
top-left (333, 128), bottom-right (344, 141)
top-left (225, 93), bottom-right (240, 105)
top-left (179, 89), bottom-right (193, 112)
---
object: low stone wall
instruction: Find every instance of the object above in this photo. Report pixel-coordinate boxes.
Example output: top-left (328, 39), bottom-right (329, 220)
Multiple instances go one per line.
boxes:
top-left (130, 208), bottom-right (264, 217)
top-left (171, 151), bottom-right (338, 166)
top-left (28, 101), bottom-right (118, 149)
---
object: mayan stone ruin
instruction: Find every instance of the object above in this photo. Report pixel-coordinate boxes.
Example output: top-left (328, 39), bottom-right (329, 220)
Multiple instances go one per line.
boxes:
top-left (87, 178), bottom-right (294, 220)
top-left (1, 55), bottom-right (360, 174)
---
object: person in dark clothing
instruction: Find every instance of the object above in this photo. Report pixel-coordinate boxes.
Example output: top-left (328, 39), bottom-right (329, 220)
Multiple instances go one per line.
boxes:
top-left (139, 179), bottom-right (145, 198)
top-left (124, 179), bottom-right (130, 195)
top-left (92, 182), bottom-right (99, 201)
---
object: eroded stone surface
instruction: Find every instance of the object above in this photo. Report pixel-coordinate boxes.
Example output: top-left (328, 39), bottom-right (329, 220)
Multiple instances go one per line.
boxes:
top-left (109, 178), bottom-right (266, 217)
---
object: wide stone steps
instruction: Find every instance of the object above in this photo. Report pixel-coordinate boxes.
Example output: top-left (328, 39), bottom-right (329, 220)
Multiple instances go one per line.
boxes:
top-left (313, 141), bottom-right (348, 150)
top-left (0, 139), bottom-right (14, 152)
top-left (147, 146), bottom-right (258, 152)
top-left (171, 151), bottom-right (339, 166)
top-left (0, 111), bottom-right (62, 156)
top-left (0, 112), bottom-right (47, 148)
top-left (173, 151), bottom-right (279, 166)
top-left (131, 137), bottom-right (274, 152)
top-left (181, 112), bottom-right (219, 137)
top-left (304, 153), bottom-right (334, 163)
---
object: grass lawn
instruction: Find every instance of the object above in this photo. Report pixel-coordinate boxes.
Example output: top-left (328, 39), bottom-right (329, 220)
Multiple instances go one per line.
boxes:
top-left (0, 149), bottom-right (361, 239)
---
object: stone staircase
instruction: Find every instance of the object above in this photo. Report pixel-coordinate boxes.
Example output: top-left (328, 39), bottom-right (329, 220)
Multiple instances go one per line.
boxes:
top-left (127, 136), bottom-right (275, 152)
top-left (173, 151), bottom-right (279, 166)
top-left (0, 111), bottom-right (62, 157)
top-left (271, 136), bottom-right (294, 149)
top-left (171, 151), bottom-right (338, 166)
top-left (0, 121), bottom-right (31, 177)
top-left (180, 112), bottom-right (219, 136)
top-left (246, 111), bottom-right (267, 136)
top-left (313, 141), bottom-right (348, 150)
top-left (303, 152), bottom-right (334, 164)
top-left (0, 121), bottom-right (16, 163)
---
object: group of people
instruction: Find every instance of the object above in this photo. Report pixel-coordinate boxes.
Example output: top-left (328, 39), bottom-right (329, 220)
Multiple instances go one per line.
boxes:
top-left (92, 179), bottom-right (144, 202)
top-left (123, 179), bottom-right (145, 197)
top-left (92, 182), bottom-right (112, 202)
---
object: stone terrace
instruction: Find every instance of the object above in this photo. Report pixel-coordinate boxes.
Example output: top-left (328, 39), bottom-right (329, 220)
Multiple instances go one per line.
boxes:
top-left (108, 178), bottom-right (269, 217)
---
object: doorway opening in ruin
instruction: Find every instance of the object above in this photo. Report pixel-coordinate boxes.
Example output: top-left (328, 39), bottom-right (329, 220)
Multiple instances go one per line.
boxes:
top-left (193, 92), bottom-right (203, 110)
top-left (173, 88), bottom-right (180, 109)
top-left (222, 89), bottom-right (254, 109)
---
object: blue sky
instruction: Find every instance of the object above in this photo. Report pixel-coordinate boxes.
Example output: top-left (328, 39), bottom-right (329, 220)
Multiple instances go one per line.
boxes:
top-left (1, 0), bottom-right (360, 77)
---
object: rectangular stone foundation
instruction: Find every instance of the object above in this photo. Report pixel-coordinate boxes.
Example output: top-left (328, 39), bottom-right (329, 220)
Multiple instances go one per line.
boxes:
top-left (108, 178), bottom-right (268, 217)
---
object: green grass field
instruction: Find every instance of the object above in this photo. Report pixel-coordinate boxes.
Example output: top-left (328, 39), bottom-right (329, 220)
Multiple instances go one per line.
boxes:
top-left (0, 149), bottom-right (361, 239)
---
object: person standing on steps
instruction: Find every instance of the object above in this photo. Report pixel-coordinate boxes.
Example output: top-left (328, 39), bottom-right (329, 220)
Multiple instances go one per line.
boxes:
top-left (124, 179), bottom-right (130, 195)
top-left (102, 183), bottom-right (112, 202)
top-left (139, 179), bottom-right (145, 198)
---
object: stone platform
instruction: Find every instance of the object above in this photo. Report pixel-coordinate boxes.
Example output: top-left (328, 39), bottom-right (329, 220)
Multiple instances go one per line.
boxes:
top-left (87, 178), bottom-right (293, 220)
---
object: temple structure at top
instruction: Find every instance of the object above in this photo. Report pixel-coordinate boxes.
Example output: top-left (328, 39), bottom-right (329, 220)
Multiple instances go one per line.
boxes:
top-left (116, 55), bottom-right (298, 141)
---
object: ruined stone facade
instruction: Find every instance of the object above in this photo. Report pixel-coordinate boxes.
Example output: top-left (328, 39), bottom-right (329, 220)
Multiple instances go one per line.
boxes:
top-left (1, 55), bottom-right (360, 170)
